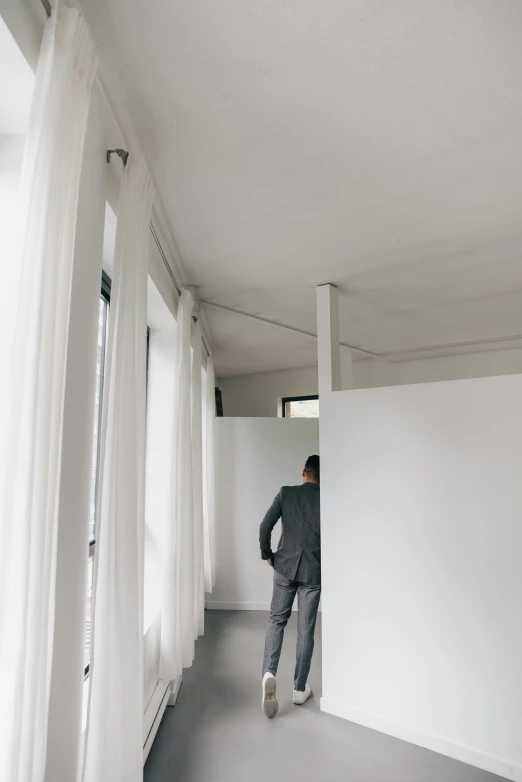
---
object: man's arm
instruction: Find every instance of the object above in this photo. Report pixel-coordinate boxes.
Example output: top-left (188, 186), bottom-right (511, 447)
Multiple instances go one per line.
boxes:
top-left (259, 489), bottom-right (283, 563)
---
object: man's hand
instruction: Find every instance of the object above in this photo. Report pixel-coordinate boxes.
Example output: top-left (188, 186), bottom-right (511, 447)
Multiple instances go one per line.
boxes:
top-left (267, 558), bottom-right (274, 569)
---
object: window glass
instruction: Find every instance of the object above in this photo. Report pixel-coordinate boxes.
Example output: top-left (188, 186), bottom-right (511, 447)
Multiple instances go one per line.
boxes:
top-left (283, 397), bottom-right (319, 418)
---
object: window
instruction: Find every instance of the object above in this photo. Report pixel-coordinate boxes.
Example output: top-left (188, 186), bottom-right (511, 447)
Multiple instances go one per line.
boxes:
top-left (85, 272), bottom-right (110, 675)
top-left (282, 395), bottom-right (319, 418)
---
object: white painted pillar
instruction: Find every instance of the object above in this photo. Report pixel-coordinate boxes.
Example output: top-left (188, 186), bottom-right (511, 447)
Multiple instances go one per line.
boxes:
top-left (316, 283), bottom-right (342, 394)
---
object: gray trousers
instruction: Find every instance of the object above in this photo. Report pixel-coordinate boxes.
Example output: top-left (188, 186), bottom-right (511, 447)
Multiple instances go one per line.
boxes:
top-left (262, 571), bottom-right (321, 692)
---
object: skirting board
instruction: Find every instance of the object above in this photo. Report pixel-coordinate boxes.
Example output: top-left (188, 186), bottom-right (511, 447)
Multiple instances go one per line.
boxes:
top-left (320, 698), bottom-right (521, 782)
top-left (206, 601), bottom-right (321, 612)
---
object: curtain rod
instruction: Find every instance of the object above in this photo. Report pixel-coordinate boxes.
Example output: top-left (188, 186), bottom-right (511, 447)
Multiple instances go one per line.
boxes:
top-left (110, 154), bottom-right (211, 357)
top-left (108, 154), bottom-right (211, 358)
top-left (149, 224), bottom-right (212, 358)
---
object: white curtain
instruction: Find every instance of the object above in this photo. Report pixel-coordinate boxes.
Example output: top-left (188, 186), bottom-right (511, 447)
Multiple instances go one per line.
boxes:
top-left (160, 289), bottom-right (200, 682)
top-left (203, 357), bottom-right (216, 592)
top-left (82, 154), bottom-right (154, 782)
top-left (191, 319), bottom-right (205, 637)
top-left (0, 5), bottom-right (96, 781)
top-left (158, 298), bottom-right (213, 682)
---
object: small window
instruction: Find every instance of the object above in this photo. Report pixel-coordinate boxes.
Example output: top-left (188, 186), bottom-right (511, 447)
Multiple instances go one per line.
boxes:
top-left (282, 395), bottom-right (319, 418)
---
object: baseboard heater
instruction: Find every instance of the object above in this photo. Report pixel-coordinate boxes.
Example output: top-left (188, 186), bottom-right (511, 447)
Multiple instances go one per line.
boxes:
top-left (143, 676), bottom-right (182, 764)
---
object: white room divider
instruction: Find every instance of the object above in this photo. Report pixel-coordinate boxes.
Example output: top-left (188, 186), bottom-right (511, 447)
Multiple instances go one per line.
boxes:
top-left (320, 374), bottom-right (522, 781)
top-left (210, 418), bottom-right (319, 610)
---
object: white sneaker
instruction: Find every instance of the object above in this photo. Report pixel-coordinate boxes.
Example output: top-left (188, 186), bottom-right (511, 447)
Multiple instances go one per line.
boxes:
top-left (262, 672), bottom-right (278, 718)
top-left (293, 684), bottom-right (312, 705)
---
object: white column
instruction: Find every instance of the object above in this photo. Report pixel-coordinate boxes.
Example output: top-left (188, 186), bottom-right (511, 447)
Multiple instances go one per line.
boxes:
top-left (316, 283), bottom-right (341, 395)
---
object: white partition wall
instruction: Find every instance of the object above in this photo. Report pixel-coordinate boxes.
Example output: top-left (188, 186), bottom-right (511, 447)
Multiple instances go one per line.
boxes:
top-left (210, 418), bottom-right (319, 610)
top-left (320, 375), bottom-right (522, 780)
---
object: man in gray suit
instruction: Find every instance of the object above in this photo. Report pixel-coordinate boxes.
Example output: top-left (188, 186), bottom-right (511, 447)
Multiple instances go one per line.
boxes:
top-left (259, 455), bottom-right (321, 718)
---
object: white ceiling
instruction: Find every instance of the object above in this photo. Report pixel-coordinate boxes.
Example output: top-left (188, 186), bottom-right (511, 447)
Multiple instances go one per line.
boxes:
top-left (82, 0), bottom-right (522, 376)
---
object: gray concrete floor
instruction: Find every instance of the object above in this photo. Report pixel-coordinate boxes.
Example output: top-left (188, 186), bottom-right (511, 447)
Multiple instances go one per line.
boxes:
top-left (145, 611), bottom-right (504, 782)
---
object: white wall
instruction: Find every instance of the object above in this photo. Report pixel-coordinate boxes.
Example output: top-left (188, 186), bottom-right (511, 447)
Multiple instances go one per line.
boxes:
top-left (382, 348), bottom-right (522, 387)
top-left (320, 375), bottom-right (522, 781)
top-left (209, 418), bottom-right (319, 610)
top-left (219, 366), bottom-right (318, 417)
top-left (218, 347), bottom-right (522, 416)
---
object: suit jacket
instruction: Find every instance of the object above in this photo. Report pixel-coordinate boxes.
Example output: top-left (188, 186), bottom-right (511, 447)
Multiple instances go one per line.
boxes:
top-left (259, 483), bottom-right (321, 585)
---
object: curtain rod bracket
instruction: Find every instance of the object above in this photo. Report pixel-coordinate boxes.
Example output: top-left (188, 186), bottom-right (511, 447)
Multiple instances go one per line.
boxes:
top-left (106, 149), bottom-right (129, 166)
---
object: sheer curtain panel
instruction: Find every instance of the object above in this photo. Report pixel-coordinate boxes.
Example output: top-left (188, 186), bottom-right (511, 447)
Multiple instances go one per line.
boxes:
top-left (82, 154), bottom-right (154, 782)
top-left (203, 356), bottom-right (216, 592)
top-left (0, 5), bottom-right (96, 781)
top-left (159, 289), bottom-right (195, 681)
top-left (191, 319), bottom-right (205, 637)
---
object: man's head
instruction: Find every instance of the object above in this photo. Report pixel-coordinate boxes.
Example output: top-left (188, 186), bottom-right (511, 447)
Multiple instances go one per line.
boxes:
top-left (302, 454), bottom-right (320, 484)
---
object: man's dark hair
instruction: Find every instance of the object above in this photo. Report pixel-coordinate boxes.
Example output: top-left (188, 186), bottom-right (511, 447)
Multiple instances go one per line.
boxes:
top-left (304, 454), bottom-right (320, 482)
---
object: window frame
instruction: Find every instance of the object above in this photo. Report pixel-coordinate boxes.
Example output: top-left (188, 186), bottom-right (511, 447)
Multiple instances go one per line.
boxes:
top-left (85, 272), bottom-right (111, 678)
top-left (91, 272), bottom-right (111, 540)
top-left (281, 394), bottom-right (319, 418)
